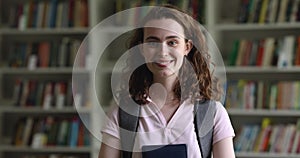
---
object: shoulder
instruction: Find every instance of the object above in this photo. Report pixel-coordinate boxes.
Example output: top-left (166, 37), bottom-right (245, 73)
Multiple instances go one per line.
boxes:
top-left (106, 104), bottom-right (119, 121)
top-left (214, 101), bottom-right (229, 116)
top-left (212, 101), bottom-right (230, 123)
top-left (101, 105), bottom-right (120, 136)
top-left (212, 101), bottom-right (235, 144)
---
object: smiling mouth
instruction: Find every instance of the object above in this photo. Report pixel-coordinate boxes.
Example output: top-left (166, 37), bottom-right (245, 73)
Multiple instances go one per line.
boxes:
top-left (154, 60), bottom-right (173, 67)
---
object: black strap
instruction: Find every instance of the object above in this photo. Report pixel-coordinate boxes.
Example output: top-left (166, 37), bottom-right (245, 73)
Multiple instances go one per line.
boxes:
top-left (119, 100), bottom-right (215, 158)
top-left (118, 101), bottom-right (141, 158)
top-left (194, 100), bottom-right (216, 158)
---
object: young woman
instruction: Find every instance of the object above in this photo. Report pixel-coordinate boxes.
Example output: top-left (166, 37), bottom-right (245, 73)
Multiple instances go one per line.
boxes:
top-left (99, 5), bottom-right (235, 158)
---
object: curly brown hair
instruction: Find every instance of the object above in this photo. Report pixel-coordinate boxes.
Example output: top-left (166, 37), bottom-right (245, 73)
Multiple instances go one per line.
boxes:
top-left (121, 5), bottom-right (223, 105)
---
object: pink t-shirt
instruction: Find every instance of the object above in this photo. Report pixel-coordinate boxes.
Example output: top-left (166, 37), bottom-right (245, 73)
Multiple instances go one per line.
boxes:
top-left (101, 99), bottom-right (235, 158)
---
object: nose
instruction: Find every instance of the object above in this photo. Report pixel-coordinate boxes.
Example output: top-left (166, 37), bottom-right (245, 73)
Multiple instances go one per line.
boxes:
top-left (158, 42), bottom-right (168, 56)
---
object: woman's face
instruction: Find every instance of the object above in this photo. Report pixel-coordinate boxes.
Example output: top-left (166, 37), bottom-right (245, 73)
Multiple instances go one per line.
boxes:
top-left (141, 18), bottom-right (191, 79)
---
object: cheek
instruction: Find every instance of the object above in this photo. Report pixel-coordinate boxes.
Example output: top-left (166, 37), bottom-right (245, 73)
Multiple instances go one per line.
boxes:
top-left (141, 48), bottom-right (156, 61)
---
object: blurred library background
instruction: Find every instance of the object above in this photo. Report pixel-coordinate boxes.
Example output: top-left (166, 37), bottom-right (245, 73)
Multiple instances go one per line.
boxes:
top-left (0, 0), bottom-right (300, 158)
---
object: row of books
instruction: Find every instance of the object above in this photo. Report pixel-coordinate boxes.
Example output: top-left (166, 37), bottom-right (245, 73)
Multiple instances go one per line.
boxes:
top-left (226, 80), bottom-right (300, 110)
top-left (12, 79), bottom-right (90, 109)
top-left (234, 118), bottom-right (300, 153)
top-left (9, 0), bottom-right (89, 29)
top-left (13, 116), bottom-right (90, 148)
top-left (8, 38), bottom-right (86, 69)
top-left (227, 35), bottom-right (300, 67)
top-left (237, 0), bottom-right (300, 23)
top-left (114, 0), bottom-right (205, 25)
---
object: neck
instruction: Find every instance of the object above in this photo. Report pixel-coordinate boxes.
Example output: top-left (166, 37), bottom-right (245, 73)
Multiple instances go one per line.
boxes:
top-left (153, 75), bottom-right (178, 102)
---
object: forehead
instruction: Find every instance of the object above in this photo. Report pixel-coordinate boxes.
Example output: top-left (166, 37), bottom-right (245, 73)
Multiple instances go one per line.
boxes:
top-left (143, 18), bottom-right (185, 38)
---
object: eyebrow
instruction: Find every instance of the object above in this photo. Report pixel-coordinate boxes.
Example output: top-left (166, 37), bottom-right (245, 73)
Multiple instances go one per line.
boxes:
top-left (144, 35), bottom-right (181, 41)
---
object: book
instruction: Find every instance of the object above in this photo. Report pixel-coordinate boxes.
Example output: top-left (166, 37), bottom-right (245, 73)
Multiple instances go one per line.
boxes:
top-left (242, 40), bottom-right (253, 66)
top-left (247, 0), bottom-right (258, 23)
top-left (277, 0), bottom-right (289, 22)
top-left (57, 119), bottom-right (69, 146)
top-left (142, 144), bottom-right (187, 158)
top-left (54, 82), bottom-right (67, 109)
top-left (286, 124), bottom-right (296, 153)
top-left (266, 0), bottom-right (279, 23)
top-left (26, 80), bottom-right (38, 106)
top-left (79, 0), bottom-right (89, 27)
top-left (48, 0), bottom-right (58, 28)
top-left (22, 117), bottom-right (34, 146)
top-left (235, 125), bottom-right (252, 151)
top-left (77, 121), bottom-right (85, 146)
top-left (68, 0), bottom-right (75, 27)
top-left (249, 40), bottom-right (259, 65)
top-left (42, 82), bottom-right (54, 109)
top-left (26, 0), bottom-right (35, 28)
top-left (258, 0), bottom-right (269, 23)
top-left (13, 79), bottom-right (23, 106)
top-left (55, 1), bottom-right (64, 28)
top-left (256, 40), bottom-right (265, 66)
top-left (42, 0), bottom-right (50, 28)
top-left (269, 84), bottom-right (278, 109)
top-left (19, 80), bottom-right (29, 107)
top-left (49, 41), bottom-right (59, 67)
top-left (58, 38), bottom-right (70, 67)
top-left (69, 39), bottom-right (81, 66)
top-left (285, 0), bottom-right (294, 22)
top-left (277, 36), bottom-right (296, 68)
top-left (291, 119), bottom-right (300, 153)
top-left (69, 117), bottom-right (79, 147)
top-left (46, 117), bottom-right (59, 146)
top-left (235, 39), bottom-right (247, 66)
top-left (36, 1), bottom-right (45, 28)
top-left (253, 0), bottom-right (263, 23)
top-left (294, 36), bottom-right (300, 65)
top-left (35, 81), bottom-right (45, 107)
top-left (13, 118), bottom-right (26, 146)
top-left (248, 125), bottom-right (260, 151)
top-left (259, 125), bottom-right (272, 151)
top-left (228, 40), bottom-right (239, 66)
top-left (38, 42), bottom-right (51, 67)
top-left (74, 0), bottom-right (82, 27)
top-left (262, 38), bottom-right (275, 66)
top-left (237, 0), bottom-right (250, 23)
top-left (253, 118), bottom-right (271, 152)
top-left (290, 0), bottom-right (300, 22)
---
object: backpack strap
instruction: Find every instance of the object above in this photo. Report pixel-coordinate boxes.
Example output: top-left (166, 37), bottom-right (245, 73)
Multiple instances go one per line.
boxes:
top-left (194, 100), bottom-right (216, 158)
top-left (118, 101), bottom-right (141, 158)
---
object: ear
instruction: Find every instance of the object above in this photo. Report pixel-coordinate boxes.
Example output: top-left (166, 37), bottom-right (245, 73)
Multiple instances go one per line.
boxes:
top-left (184, 40), bottom-right (193, 55)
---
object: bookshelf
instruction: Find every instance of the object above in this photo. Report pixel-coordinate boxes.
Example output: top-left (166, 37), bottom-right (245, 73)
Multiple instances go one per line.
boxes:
top-left (207, 0), bottom-right (300, 157)
top-left (0, 0), bottom-right (97, 158)
top-left (1, 0), bottom-right (300, 158)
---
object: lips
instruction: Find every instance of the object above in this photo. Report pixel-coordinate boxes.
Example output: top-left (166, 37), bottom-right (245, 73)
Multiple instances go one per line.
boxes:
top-left (154, 60), bottom-right (173, 67)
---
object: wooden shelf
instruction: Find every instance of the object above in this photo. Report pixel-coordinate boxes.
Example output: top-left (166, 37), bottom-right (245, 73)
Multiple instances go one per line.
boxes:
top-left (214, 23), bottom-right (300, 31)
top-left (0, 145), bottom-right (91, 153)
top-left (228, 109), bottom-right (300, 117)
top-left (225, 67), bottom-right (300, 80)
top-left (0, 67), bottom-right (89, 74)
top-left (225, 66), bottom-right (300, 73)
top-left (0, 28), bottom-right (90, 35)
top-left (0, 106), bottom-right (91, 114)
top-left (235, 152), bottom-right (300, 158)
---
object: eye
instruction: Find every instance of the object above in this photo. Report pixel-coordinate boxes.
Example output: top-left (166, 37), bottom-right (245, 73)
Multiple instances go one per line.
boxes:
top-left (167, 40), bottom-right (178, 47)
